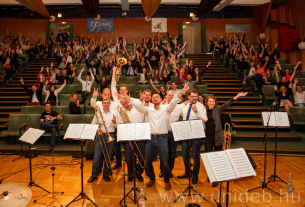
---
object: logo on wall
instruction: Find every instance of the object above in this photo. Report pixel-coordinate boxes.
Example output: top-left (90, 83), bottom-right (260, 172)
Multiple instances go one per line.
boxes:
top-left (151, 18), bottom-right (167, 33)
top-left (87, 18), bottom-right (113, 33)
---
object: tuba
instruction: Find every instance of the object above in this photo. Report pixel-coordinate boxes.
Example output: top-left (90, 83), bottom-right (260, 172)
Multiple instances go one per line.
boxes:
top-left (94, 106), bottom-right (115, 168)
top-left (116, 57), bottom-right (127, 84)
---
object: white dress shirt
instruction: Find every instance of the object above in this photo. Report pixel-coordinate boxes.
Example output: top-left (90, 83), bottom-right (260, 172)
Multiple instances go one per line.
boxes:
top-left (94, 109), bottom-right (116, 133)
top-left (169, 89), bottom-right (185, 95)
top-left (130, 96), bottom-right (180, 134)
top-left (141, 100), bottom-right (154, 123)
top-left (31, 92), bottom-right (39, 103)
top-left (180, 101), bottom-right (208, 124)
top-left (116, 106), bottom-right (144, 124)
top-left (108, 46), bottom-right (116, 54)
top-left (168, 104), bottom-right (182, 131)
top-left (78, 72), bottom-right (94, 92)
top-left (91, 97), bottom-right (118, 126)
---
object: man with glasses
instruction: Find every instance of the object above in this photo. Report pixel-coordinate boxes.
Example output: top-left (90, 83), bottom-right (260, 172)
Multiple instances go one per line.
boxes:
top-left (177, 89), bottom-right (207, 184)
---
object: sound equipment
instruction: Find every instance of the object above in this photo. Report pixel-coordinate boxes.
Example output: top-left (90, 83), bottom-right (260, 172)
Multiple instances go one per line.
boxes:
top-left (246, 151), bottom-right (257, 170)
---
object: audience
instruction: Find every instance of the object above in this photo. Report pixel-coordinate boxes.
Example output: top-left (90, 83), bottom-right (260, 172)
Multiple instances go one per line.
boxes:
top-left (43, 80), bottom-right (66, 106)
top-left (274, 84), bottom-right (293, 113)
top-left (77, 68), bottom-right (94, 103)
top-left (69, 92), bottom-right (81, 114)
top-left (292, 78), bottom-right (305, 107)
top-left (20, 77), bottom-right (43, 106)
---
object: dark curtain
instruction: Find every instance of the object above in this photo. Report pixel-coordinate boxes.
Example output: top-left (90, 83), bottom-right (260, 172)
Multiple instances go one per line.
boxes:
top-left (81, 0), bottom-right (99, 18)
top-left (178, 22), bottom-right (183, 45)
top-left (201, 22), bottom-right (207, 53)
top-left (195, 0), bottom-right (222, 18)
top-left (279, 25), bottom-right (301, 52)
top-left (289, 0), bottom-right (305, 41)
top-left (252, 2), bottom-right (272, 33)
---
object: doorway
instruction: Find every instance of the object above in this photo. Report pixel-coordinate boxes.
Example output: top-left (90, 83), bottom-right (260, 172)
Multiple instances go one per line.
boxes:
top-left (183, 22), bottom-right (201, 54)
top-left (50, 22), bottom-right (71, 40)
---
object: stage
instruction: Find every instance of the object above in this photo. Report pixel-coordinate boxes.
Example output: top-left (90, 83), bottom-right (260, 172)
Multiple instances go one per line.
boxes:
top-left (0, 153), bottom-right (304, 207)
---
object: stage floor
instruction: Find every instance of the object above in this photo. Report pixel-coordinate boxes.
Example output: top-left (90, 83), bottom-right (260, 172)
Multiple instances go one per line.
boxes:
top-left (0, 153), bottom-right (304, 207)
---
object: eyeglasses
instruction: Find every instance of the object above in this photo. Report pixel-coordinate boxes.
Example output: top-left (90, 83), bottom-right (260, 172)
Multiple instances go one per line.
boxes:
top-left (190, 96), bottom-right (198, 98)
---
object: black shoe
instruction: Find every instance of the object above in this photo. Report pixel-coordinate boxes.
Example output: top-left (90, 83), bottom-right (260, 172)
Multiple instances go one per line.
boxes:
top-left (103, 175), bottom-right (111, 182)
top-left (137, 175), bottom-right (144, 182)
top-left (127, 175), bottom-right (134, 182)
top-left (108, 170), bottom-right (112, 175)
top-left (177, 173), bottom-right (191, 179)
top-left (159, 172), bottom-right (164, 178)
top-left (192, 176), bottom-right (198, 184)
top-left (87, 176), bottom-right (97, 183)
top-left (169, 172), bottom-right (173, 178)
top-left (212, 182), bottom-right (219, 187)
top-left (111, 164), bottom-right (122, 170)
top-left (49, 145), bottom-right (53, 152)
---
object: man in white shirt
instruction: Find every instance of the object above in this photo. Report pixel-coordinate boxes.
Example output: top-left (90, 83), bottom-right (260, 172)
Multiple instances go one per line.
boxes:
top-left (88, 98), bottom-right (117, 183)
top-left (116, 99), bottom-right (145, 182)
top-left (108, 44), bottom-right (116, 54)
top-left (78, 68), bottom-right (94, 103)
top-left (177, 89), bottom-right (208, 184)
top-left (293, 78), bottom-right (305, 107)
top-left (159, 91), bottom-right (182, 178)
top-left (116, 83), bottom-right (189, 191)
top-left (243, 61), bottom-right (255, 87)
top-left (168, 82), bottom-right (185, 95)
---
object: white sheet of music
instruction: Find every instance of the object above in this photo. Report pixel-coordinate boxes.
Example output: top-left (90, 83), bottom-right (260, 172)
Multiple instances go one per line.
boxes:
top-left (19, 128), bottom-right (45, 145)
top-left (117, 123), bottom-right (135, 141)
top-left (80, 124), bottom-right (99, 140)
top-left (190, 120), bottom-right (205, 138)
top-left (226, 148), bottom-right (256, 178)
top-left (274, 112), bottom-right (290, 127)
top-left (206, 151), bottom-right (237, 182)
top-left (177, 121), bottom-right (193, 140)
top-left (135, 123), bottom-right (151, 141)
top-left (171, 122), bottom-right (181, 141)
top-left (64, 124), bottom-right (85, 140)
top-left (262, 112), bottom-right (276, 127)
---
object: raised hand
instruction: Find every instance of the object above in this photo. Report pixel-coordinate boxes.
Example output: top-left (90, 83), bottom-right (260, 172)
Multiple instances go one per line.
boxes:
top-left (46, 67), bottom-right (49, 73)
top-left (192, 105), bottom-right (197, 113)
top-left (274, 85), bottom-right (278, 91)
top-left (45, 80), bottom-right (49, 85)
top-left (19, 78), bottom-right (24, 84)
top-left (40, 66), bottom-right (44, 72)
top-left (237, 92), bottom-right (248, 97)
top-left (81, 68), bottom-right (85, 73)
top-left (93, 88), bottom-right (99, 98)
top-left (182, 82), bottom-right (189, 92)
top-left (51, 62), bottom-right (54, 67)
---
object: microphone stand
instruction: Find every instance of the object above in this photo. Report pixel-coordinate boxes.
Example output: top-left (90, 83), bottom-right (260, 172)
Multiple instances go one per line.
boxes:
top-left (247, 106), bottom-right (282, 196)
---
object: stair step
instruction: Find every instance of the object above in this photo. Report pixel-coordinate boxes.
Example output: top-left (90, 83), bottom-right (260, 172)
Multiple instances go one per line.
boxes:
top-left (0, 92), bottom-right (27, 96)
top-left (218, 101), bottom-right (263, 106)
top-left (206, 83), bottom-right (244, 87)
top-left (0, 106), bottom-right (21, 113)
top-left (203, 80), bottom-right (241, 82)
top-left (225, 106), bottom-right (269, 111)
top-left (0, 101), bottom-right (28, 106)
top-left (233, 125), bottom-right (290, 132)
top-left (209, 91), bottom-right (254, 95)
top-left (208, 87), bottom-right (251, 91)
top-left (234, 131), bottom-right (302, 139)
top-left (202, 76), bottom-right (235, 79)
top-left (0, 112), bottom-right (20, 117)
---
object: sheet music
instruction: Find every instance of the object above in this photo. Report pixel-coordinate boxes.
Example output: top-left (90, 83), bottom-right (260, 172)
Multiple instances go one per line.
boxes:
top-left (275, 112), bottom-right (290, 127)
top-left (117, 123), bottom-right (135, 141)
top-left (80, 124), bottom-right (99, 140)
top-left (190, 120), bottom-right (205, 138)
top-left (19, 128), bottom-right (45, 145)
top-left (135, 123), bottom-right (150, 141)
top-left (226, 148), bottom-right (256, 178)
top-left (64, 124), bottom-right (85, 139)
top-left (171, 122), bottom-right (180, 141)
top-left (262, 112), bottom-right (276, 127)
top-left (206, 151), bottom-right (237, 182)
top-left (177, 121), bottom-right (192, 140)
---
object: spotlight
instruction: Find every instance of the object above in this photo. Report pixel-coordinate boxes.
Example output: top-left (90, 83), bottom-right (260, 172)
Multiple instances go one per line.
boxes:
top-left (58, 13), bottom-right (62, 18)
top-left (62, 22), bottom-right (66, 24)
top-left (122, 12), bottom-right (127, 17)
top-left (190, 13), bottom-right (194, 17)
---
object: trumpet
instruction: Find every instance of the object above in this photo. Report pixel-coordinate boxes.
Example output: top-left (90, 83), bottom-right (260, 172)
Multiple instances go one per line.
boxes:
top-left (94, 106), bottom-right (115, 169)
top-left (223, 123), bottom-right (231, 150)
top-left (117, 106), bottom-right (145, 168)
top-left (116, 57), bottom-right (127, 84)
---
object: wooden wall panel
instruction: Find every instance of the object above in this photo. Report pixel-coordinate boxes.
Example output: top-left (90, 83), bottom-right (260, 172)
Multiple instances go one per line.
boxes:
top-left (0, 17), bottom-right (260, 46)
top-left (302, 51), bottom-right (305, 71)
top-left (270, 9), bottom-right (277, 22)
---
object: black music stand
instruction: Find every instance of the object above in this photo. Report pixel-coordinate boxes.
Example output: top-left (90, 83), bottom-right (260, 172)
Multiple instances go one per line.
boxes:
top-left (174, 139), bottom-right (208, 203)
top-left (18, 128), bottom-right (50, 193)
top-left (119, 142), bottom-right (146, 207)
top-left (247, 111), bottom-right (282, 197)
top-left (66, 140), bottom-right (97, 207)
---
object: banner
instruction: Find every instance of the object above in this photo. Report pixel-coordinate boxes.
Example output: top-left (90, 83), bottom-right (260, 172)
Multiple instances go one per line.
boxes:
top-left (151, 18), bottom-right (167, 33)
top-left (87, 18), bottom-right (113, 33)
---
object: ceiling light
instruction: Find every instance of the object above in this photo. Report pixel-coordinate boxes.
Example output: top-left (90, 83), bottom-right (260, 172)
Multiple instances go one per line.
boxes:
top-left (183, 26), bottom-right (186, 28)
top-left (62, 22), bottom-right (66, 24)
top-left (186, 22), bottom-right (190, 24)
top-left (58, 13), bottom-right (62, 18)
top-left (190, 13), bottom-right (194, 17)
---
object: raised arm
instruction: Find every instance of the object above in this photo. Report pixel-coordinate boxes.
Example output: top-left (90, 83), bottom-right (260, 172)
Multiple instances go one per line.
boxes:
top-left (150, 79), bottom-right (160, 94)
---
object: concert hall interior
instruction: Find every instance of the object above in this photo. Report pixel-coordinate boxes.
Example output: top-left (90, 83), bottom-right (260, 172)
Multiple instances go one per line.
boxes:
top-left (0, 0), bottom-right (305, 207)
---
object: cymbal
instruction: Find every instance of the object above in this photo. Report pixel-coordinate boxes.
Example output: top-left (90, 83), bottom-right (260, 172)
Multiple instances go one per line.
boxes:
top-left (0, 182), bottom-right (32, 207)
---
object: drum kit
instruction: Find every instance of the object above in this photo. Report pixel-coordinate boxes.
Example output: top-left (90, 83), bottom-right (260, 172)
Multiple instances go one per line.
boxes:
top-left (0, 182), bottom-right (32, 207)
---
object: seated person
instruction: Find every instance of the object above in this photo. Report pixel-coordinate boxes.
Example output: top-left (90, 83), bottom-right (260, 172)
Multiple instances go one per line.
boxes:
top-left (274, 60), bottom-right (297, 88)
top-left (40, 102), bottom-right (62, 151)
top-left (20, 77), bottom-right (43, 106)
top-left (263, 68), bottom-right (276, 85)
top-left (43, 80), bottom-right (66, 106)
top-left (69, 92), bottom-right (81, 114)
top-left (180, 74), bottom-right (198, 90)
top-left (56, 69), bottom-right (74, 84)
top-left (274, 84), bottom-right (293, 113)
top-left (243, 69), bottom-right (264, 95)
top-left (77, 68), bottom-right (94, 103)
top-left (292, 78), bottom-right (305, 107)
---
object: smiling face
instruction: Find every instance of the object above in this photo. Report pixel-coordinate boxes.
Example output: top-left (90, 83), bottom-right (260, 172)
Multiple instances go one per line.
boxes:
top-left (152, 94), bottom-right (161, 105)
top-left (207, 97), bottom-right (216, 109)
top-left (187, 92), bottom-right (198, 104)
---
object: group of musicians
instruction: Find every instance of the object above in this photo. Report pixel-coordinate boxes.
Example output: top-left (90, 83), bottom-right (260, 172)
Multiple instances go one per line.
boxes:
top-left (87, 66), bottom-right (248, 191)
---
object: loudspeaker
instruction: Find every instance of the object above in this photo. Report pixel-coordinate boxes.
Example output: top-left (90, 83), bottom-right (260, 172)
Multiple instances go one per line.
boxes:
top-left (121, 0), bottom-right (129, 11)
top-left (246, 151), bottom-right (257, 170)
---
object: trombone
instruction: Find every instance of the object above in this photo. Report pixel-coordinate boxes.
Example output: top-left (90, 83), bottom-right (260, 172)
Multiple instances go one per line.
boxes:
top-left (117, 106), bottom-right (146, 168)
top-left (116, 57), bottom-right (127, 84)
top-left (223, 123), bottom-right (232, 150)
top-left (94, 106), bottom-right (115, 169)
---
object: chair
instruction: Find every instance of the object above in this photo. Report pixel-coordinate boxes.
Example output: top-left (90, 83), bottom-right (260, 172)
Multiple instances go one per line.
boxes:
top-left (65, 84), bottom-right (82, 94)
top-left (60, 114), bottom-right (82, 137)
top-left (2, 114), bottom-right (27, 142)
top-left (116, 84), bottom-right (137, 95)
top-left (21, 106), bottom-right (45, 114)
top-left (194, 85), bottom-right (208, 94)
top-left (58, 94), bottom-right (82, 106)
top-left (124, 76), bottom-right (137, 84)
top-left (262, 85), bottom-right (276, 104)
top-left (82, 114), bottom-right (95, 124)
top-left (137, 85), bottom-right (151, 93)
top-left (52, 106), bottom-right (70, 115)
top-left (289, 107), bottom-right (305, 125)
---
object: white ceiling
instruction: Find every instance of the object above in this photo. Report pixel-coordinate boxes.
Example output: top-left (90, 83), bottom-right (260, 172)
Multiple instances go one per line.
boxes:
top-left (0, 0), bottom-right (271, 6)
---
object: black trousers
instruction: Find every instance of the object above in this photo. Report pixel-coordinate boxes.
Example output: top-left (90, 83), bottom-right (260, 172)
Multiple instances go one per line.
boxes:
top-left (205, 136), bottom-right (223, 152)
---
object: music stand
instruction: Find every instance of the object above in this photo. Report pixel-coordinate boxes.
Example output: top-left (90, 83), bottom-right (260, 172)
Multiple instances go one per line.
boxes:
top-left (12, 124), bottom-right (27, 162)
top-left (247, 111), bottom-right (282, 197)
top-left (18, 128), bottom-right (50, 193)
top-left (64, 123), bottom-right (99, 207)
